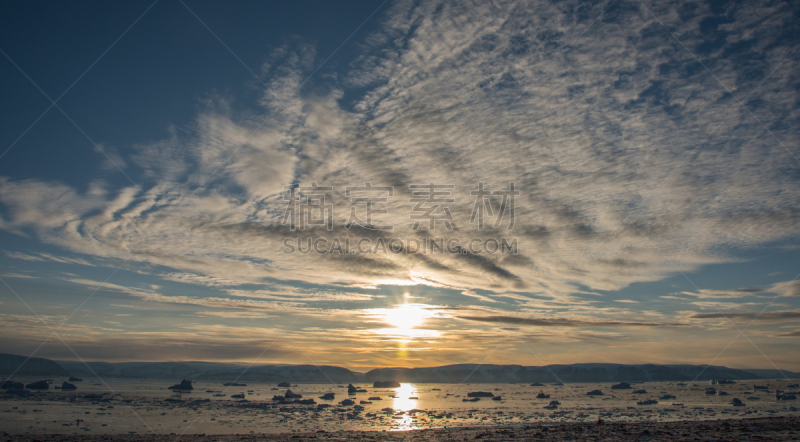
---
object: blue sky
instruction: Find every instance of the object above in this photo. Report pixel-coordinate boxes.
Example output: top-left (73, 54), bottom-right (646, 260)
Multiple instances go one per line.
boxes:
top-left (1, 0), bottom-right (799, 371)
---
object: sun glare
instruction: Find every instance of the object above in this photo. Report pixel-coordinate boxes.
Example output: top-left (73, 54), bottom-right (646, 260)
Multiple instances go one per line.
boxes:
top-left (384, 304), bottom-right (425, 329)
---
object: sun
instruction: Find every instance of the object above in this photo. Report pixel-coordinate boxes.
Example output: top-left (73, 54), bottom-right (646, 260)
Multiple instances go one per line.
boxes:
top-left (384, 304), bottom-right (425, 330)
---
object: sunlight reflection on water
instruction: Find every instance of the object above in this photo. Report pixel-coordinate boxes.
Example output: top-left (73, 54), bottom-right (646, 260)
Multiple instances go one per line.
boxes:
top-left (390, 383), bottom-right (420, 431)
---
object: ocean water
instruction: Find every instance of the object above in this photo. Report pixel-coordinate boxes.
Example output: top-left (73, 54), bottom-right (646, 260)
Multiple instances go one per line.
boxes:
top-left (1, 378), bottom-right (798, 435)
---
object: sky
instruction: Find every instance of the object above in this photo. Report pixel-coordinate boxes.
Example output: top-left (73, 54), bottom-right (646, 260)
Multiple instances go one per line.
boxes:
top-left (0, 0), bottom-right (799, 372)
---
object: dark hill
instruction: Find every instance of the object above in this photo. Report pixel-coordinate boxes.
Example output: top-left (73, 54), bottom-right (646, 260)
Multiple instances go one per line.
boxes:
top-left (56, 360), bottom-right (361, 382)
top-left (365, 363), bottom-right (783, 383)
top-left (0, 353), bottom-right (71, 377)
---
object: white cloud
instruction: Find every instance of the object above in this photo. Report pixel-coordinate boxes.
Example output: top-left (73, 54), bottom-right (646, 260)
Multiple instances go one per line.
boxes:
top-left (0, 0), bottom-right (798, 316)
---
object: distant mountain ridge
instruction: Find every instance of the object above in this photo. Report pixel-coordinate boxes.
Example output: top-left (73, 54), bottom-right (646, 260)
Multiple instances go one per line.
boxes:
top-left (57, 360), bottom-right (360, 383)
top-left (59, 361), bottom-right (798, 383)
top-left (2, 352), bottom-right (797, 383)
top-left (365, 363), bottom-right (800, 384)
top-left (0, 353), bottom-right (71, 377)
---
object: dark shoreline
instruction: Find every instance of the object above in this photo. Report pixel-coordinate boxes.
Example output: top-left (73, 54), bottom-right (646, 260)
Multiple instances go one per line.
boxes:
top-left (4, 416), bottom-right (798, 441)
